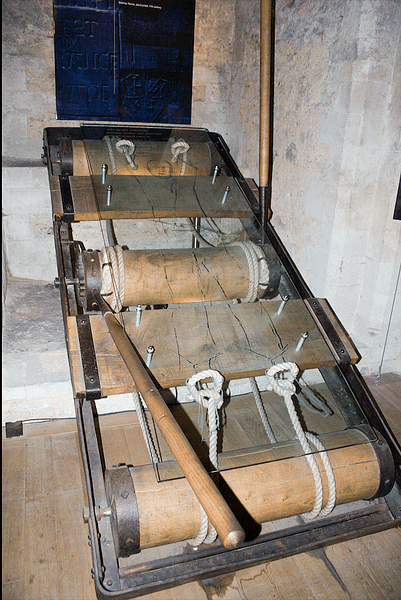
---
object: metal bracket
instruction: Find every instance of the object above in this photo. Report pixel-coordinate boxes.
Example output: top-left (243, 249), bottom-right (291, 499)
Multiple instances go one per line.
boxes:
top-left (58, 174), bottom-right (75, 222)
top-left (304, 298), bottom-right (352, 364)
top-left (76, 315), bottom-right (101, 401)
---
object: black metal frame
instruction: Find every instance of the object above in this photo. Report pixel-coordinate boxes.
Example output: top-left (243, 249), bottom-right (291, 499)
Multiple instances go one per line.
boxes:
top-left (45, 125), bottom-right (401, 600)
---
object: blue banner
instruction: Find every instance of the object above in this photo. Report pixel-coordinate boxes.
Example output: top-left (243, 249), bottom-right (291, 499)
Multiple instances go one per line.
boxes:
top-left (54, 0), bottom-right (195, 123)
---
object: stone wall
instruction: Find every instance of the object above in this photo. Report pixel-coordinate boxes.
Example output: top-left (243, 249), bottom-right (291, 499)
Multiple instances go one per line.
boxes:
top-left (2, 0), bottom-right (400, 375)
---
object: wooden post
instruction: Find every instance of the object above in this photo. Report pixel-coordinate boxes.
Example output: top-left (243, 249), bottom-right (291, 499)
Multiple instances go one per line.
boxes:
top-left (93, 290), bottom-right (245, 550)
top-left (259, 0), bottom-right (273, 234)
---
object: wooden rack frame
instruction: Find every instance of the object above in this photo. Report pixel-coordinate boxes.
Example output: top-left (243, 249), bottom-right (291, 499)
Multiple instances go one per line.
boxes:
top-left (44, 125), bottom-right (401, 600)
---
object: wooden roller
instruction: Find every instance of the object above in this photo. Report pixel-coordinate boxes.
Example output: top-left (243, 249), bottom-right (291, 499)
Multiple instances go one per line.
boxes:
top-left (113, 246), bottom-right (251, 306)
top-left (107, 428), bottom-right (394, 551)
top-left (71, 139), bottom-right (212, 177)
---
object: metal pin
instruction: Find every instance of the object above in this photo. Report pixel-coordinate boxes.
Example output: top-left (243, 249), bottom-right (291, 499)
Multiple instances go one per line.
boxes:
top-left (101, 163), bottom-right (108, 184)
top-left (212, 165), bottom-right (220, 184)
top-left (222, 185), bottom-right (230, 204)
top-left (106, 185), bottom-right (113, 206)
top-left (135, 305), bottom-right (142, 327)
top-left (146, 346), bottom-right (155, 367)
top-left (295, 332), bottom-right (309, 352)
top-left (277, 295), bottom-right (290, 315)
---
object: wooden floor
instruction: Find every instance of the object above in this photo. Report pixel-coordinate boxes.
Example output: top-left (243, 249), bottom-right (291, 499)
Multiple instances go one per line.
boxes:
top-left (2, 373), bottom-right (401, 600)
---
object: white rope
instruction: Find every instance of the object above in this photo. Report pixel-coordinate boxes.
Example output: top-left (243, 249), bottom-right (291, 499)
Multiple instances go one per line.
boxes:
top-left (171, 139), bottom-right (190, 176)
top-left (116, 139), bottom-right (138, 170)
top-left (186, 369), bottom-right (224, 547)
top-left (230, 241), bottom-right (270, 303)
top-left (100, 245), bottom-right (125, 312)
top-left (264, 362), bottom-right (336, 519)
top-left (104, 135), bottom-right (117, 175)
top-left (132, 392), bottom-right (160, 464)
top-left (249, 377), bottom-right (277, 443)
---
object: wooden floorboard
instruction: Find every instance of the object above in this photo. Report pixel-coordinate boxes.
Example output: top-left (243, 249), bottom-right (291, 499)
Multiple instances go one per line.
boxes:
top-left (2, 376), bottom-right (401, 600)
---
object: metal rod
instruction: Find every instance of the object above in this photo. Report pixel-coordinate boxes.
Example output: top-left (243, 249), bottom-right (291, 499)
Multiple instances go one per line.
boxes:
top-left (146, 345), bottom-right (155, 367)
top-left (222, 186), bottom-right (230, 204)
top-left (295, 332), bottom-right (309, 352)
top-left (102, 163), bottom-right (108, 184)
top-left (277, 295), bottom-right (290, 315)
top-left (107, 185), bottom-right (113, 207)
top-left (135, 305), bottom-right (142, 327)
top-left (93, 290), bottom-right (245, 551)
top-left (212, 165), bottom-right (220, 184)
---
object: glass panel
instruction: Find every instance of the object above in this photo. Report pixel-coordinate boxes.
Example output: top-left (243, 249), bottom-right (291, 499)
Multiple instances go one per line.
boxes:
top-left (75, 123), bottom-right (377, 479)
top-left (80, 124), bottom-right (253, 218)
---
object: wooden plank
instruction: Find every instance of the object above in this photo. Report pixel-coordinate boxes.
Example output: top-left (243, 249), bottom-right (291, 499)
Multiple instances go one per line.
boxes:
top-left (54, 490), bottom-right (96, 600)
top-left (2, 442), bottom-right (26, 587)
top-left (342, 533), bottom-right (401, 598)
top-left (76, 300), bottom-right (335, 397)
top-left (293, 550), bottom-right (352, 600)
top-left (66, 316), bottom-right (85, 398)
top-left (64, 175), bottom-right (253, 221)
top-left (264, 555), bottom-right (317, 600)
top-left (49, 175), bottom-right (64, 219)
top-left (24, 495), bottom-right (60, 600)
top-left (235, 565), bottom-right (282, 600)
top-left (324, 542), bottom-right (389, 600)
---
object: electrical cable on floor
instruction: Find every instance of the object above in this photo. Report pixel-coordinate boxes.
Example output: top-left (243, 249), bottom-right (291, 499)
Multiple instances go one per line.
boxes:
top-left (375, 260), bottom-right (401, 385)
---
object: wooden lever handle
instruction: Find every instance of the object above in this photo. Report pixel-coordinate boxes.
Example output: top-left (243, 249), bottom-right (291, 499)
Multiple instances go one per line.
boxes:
top-left (93, 291), bottom-right (245, 550)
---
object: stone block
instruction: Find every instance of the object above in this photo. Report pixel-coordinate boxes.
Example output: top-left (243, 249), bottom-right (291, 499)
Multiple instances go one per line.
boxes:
top-left (4, 239), bottom-right (55, 282)
top-left (319, 112), bottom-right (347, 147)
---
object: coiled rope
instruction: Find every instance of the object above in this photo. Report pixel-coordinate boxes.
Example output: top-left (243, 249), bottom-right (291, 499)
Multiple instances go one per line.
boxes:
top-left (100, 245), bottom-right (125, 312)
top-left (132, 392), bottom-right (160, 464)
top-left (230, 241), bottom-right (270, 303)
top-left (186, 369), bottom-right (224, 547)
top-left (171, 139), bottom-right (190, 176)
top-left (264, 362), bottom-right (336, 519)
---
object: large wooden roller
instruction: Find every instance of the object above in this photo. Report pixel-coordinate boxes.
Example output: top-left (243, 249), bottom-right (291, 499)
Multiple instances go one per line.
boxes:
top-left (105, 427), bottom-right (395, 555)
top-left (70, 139), bottom-right (212, 177)
top-left (79, 243), bottom-right (280, 309)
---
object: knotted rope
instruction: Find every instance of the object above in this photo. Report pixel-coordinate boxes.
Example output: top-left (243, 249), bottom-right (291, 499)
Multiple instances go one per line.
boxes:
top-left (116, 139), bottom-right (138, 170)
top-left (100, 245), bottom-right (125, 312)
top-left (171, 139), bottom-right (190, 176)
top-left (186, 369), bottom-right (224, 547)
top-left (265, 362), bottom-right (336, 519)
top-left (230, 241), bottom-right (270, 303)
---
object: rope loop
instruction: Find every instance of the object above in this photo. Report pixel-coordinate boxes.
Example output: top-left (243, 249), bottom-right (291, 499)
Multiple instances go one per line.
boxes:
top-left (186, 369), bottom-right (224, 409)
top-left (264, 361), bottom-right (336, 520)
top-left (116, 139), bottom-right (138, 170)
top-left (171, 139), bottom-right (190, 175)
top-left (186, 369), bottom-right (224, 548)
top-left (265, 362), bottom-right (299, 394)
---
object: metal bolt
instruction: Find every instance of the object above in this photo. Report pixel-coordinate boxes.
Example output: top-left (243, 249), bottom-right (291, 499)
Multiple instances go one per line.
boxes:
top-left (101, 163), bottom-right (108, 184)
top-left (277, 295), bottom-right (290, 315)
top-left (222, 186), bottom-right (230, 204)
top-left (106, 185), bottom-right (113, 207)
top-left (106, 580), bottom-right (113, 587)
top-left (212, 165), bottom-right (220, 184)
top-left (146, 345), bottom-right (155, 367)
top-left (135, 305), bottom-right (142, 327)
top-left (295, 332), bottom-right (309, 352)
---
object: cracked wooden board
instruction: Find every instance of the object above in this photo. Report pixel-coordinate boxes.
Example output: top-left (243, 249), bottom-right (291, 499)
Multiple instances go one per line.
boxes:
top-left (50, 175), bottom-right (254, 221)
top-left (66, 300), bottom-right (335, 397)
